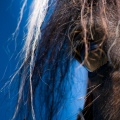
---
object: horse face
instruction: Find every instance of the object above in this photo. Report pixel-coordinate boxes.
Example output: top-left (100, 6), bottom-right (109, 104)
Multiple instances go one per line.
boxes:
top-left (92, 7), bottom-right (120, 120)
top-left (73, 1), bottom-right (120, 119)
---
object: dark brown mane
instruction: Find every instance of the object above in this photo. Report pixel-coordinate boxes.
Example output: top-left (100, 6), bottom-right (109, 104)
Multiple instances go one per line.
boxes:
top-left (13, 0), bottom-right (120, 119)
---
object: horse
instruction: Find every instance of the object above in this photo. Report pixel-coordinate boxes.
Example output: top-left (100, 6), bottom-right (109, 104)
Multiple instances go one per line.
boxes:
top-left (11, 0), bottom-right (120, 120)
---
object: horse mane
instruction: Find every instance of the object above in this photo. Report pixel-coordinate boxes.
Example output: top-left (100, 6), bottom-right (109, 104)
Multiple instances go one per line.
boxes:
top-left (11, 0), bottom-right (120, 120)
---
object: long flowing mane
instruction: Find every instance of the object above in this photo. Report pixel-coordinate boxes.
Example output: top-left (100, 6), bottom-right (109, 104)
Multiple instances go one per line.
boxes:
top-left (12, 0), bottom-right (76, 119)
top-left (11, 0), bottom-right (120, 120)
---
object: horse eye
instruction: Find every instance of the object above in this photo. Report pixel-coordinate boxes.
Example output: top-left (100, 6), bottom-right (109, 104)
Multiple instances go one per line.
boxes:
top-left (73, 39), bottom-right (108, 72)
top-left (84, 48), bottom-right (108, 72)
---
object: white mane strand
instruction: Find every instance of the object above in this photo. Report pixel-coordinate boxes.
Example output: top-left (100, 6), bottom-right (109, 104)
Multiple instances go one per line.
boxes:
top-left (12, 0), bottom-right (50, 119)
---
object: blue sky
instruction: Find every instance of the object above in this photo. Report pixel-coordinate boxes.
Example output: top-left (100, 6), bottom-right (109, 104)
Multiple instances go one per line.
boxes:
top-left (0, 1), bottom-right (31, 119)
top-left (0, 1), bottom-right (87, 119)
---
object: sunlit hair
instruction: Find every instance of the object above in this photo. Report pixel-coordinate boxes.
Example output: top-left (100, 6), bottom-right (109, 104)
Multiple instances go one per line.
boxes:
top-left (11, 0), bottom-right (120, 120)
top-left (12, 0), bottom-right (50, 119)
